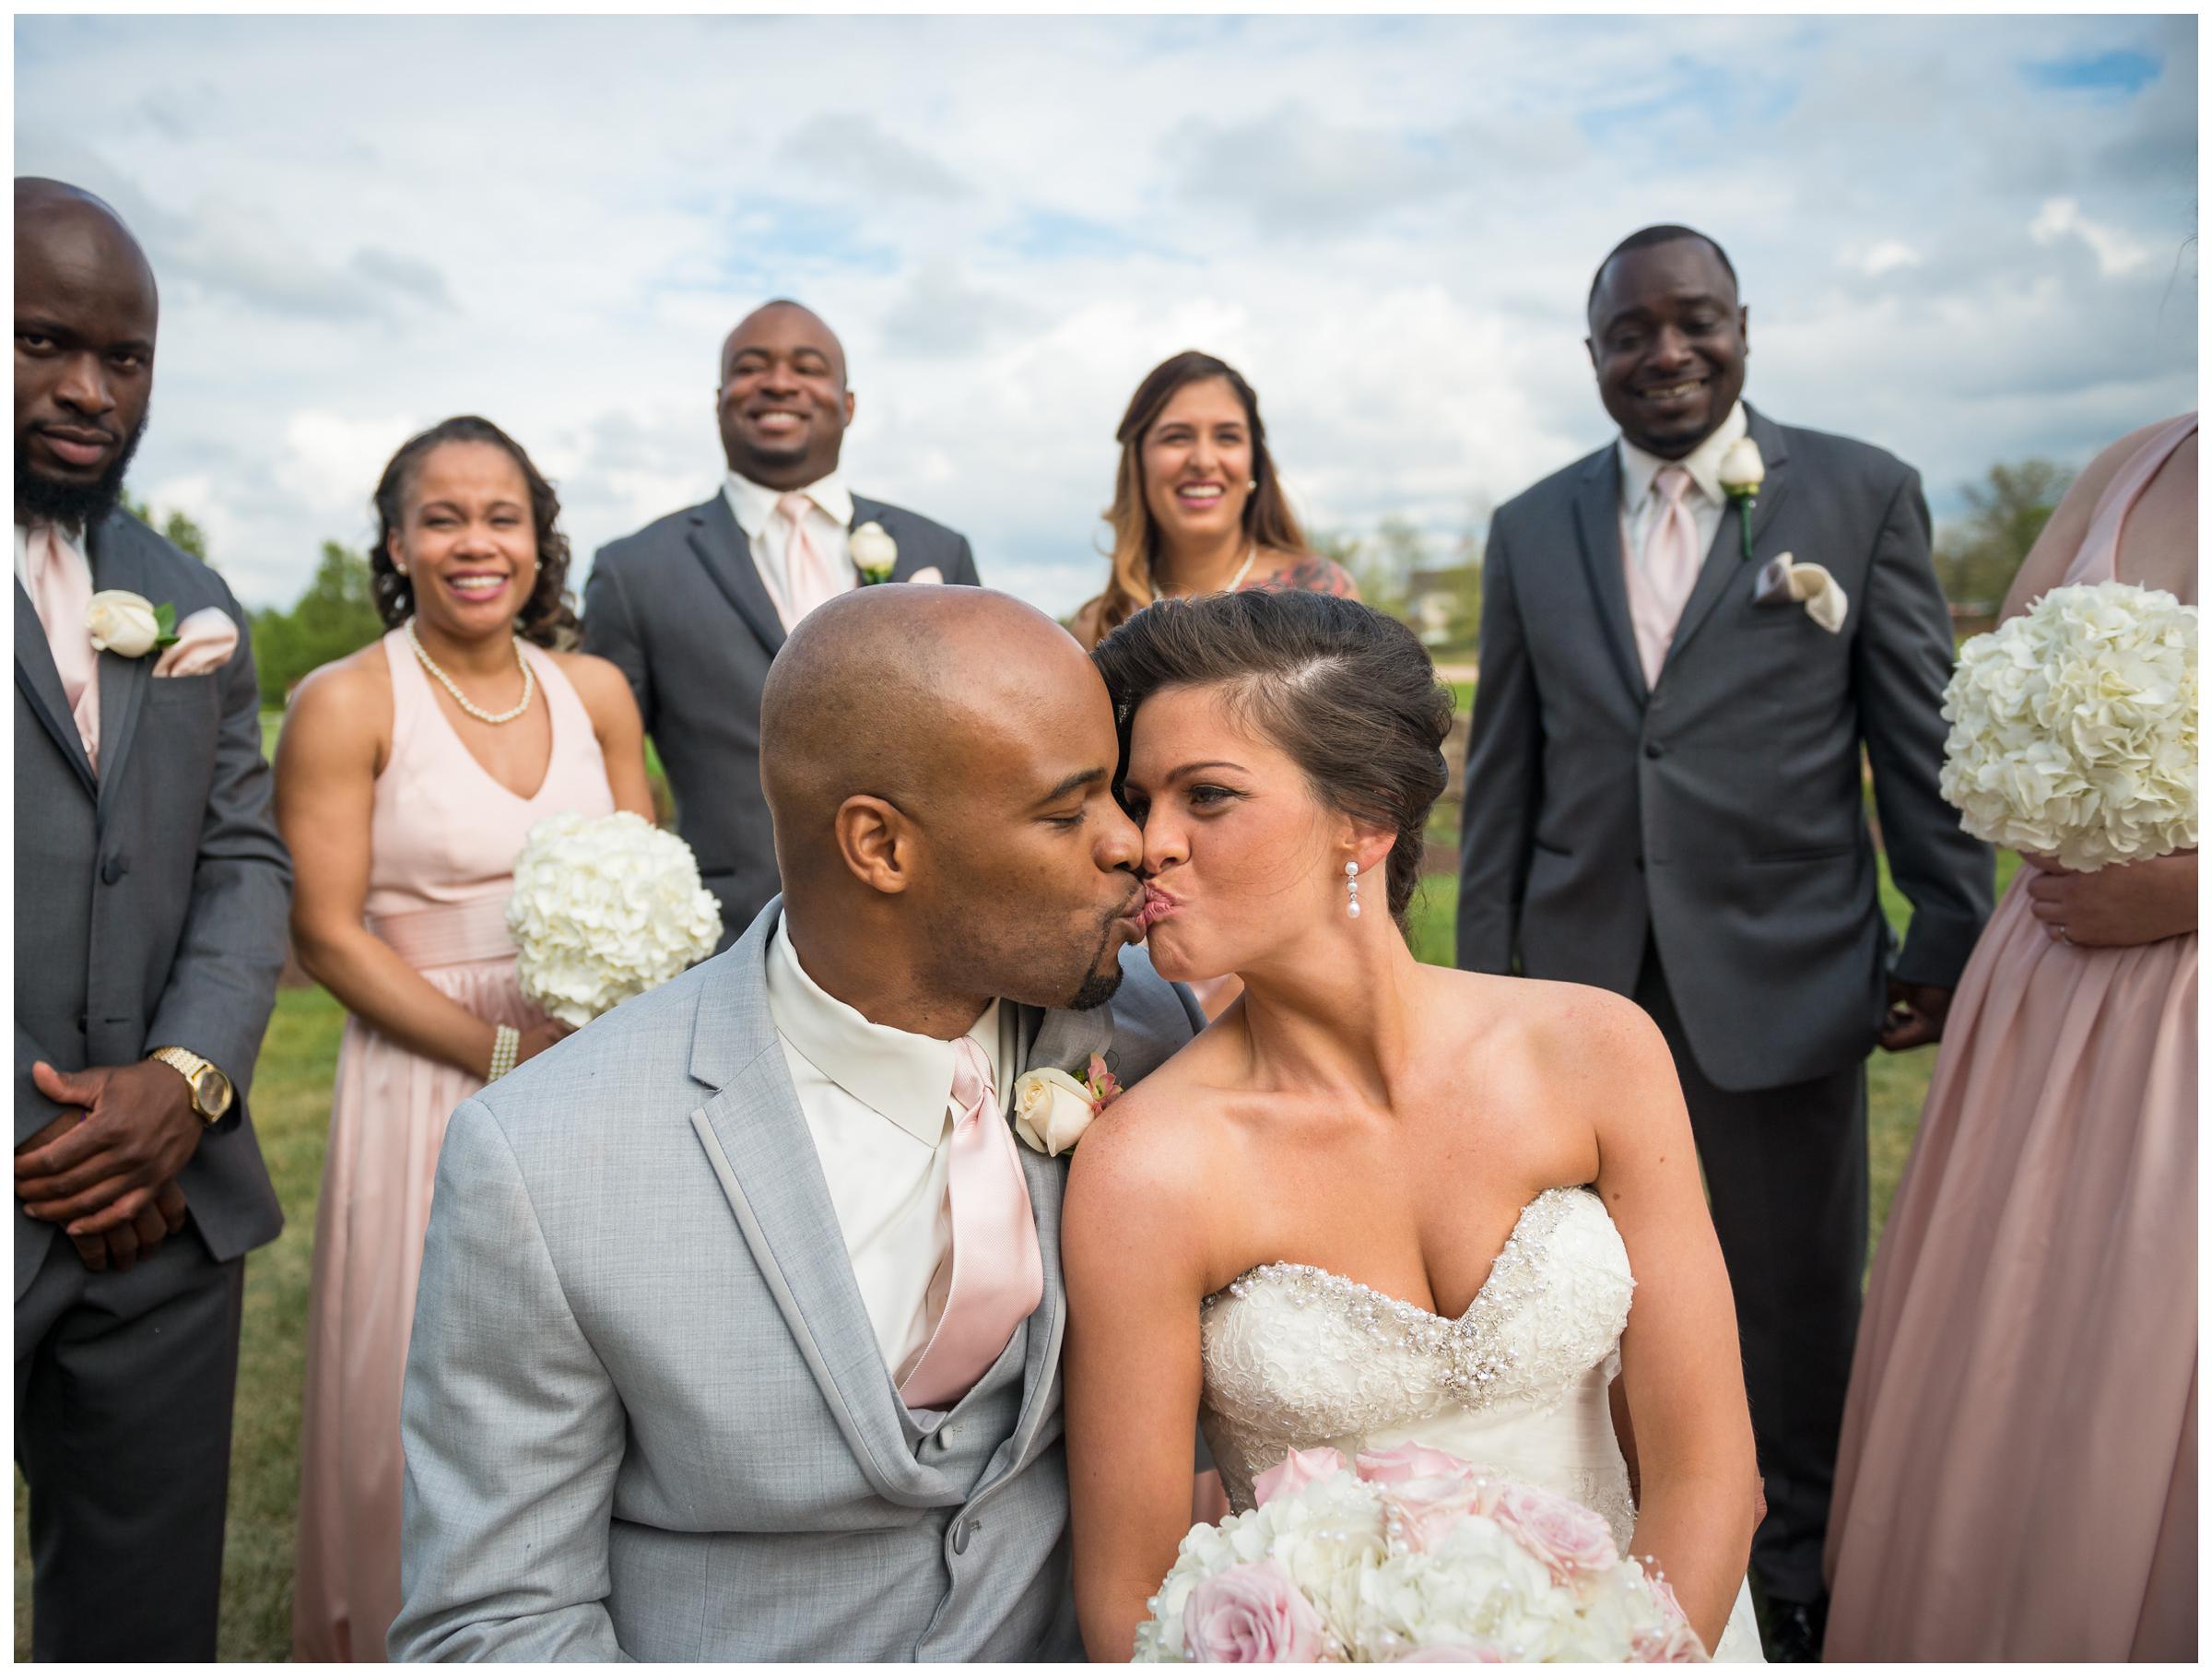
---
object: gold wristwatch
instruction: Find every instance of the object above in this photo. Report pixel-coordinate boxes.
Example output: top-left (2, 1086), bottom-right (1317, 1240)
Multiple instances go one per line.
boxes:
top-left (150, 1046), bottom-right (234, 1126)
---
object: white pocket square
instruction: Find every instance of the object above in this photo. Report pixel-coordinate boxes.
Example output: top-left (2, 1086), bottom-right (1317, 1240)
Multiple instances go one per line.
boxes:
top-left (153, 607), bottom-right (240, 676)
top-left (1753, 552), bottom-right (1848, 633)
top-left (907, 566), bottom-right (944, 585)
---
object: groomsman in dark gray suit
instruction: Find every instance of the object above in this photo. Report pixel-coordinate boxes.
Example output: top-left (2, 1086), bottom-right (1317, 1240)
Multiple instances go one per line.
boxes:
top-left (584, 301), bottom-right (981, 947)
top-left (13, 180), bottom-right (291, 1659)
top-left (1455, 225), bottom-right (1992, 1659)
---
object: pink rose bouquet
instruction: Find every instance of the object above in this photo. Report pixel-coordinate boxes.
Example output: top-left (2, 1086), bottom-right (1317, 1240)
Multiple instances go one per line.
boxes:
top-left (1131, 1442), bottom-right (1704, 1663)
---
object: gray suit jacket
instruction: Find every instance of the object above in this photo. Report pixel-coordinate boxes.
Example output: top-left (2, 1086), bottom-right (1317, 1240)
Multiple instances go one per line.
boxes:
top-left (1455, 406), bottom-right (1994, 1092)
top-left (391, 900), bottom-right (1203, 1662)
top-left (13, 510), bottom-right (291, 1296)
top-left (582, 492), bottom-right (981, 950)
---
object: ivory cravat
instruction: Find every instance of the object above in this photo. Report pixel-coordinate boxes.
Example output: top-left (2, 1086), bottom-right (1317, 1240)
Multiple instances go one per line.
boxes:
top-left (24, 524), bottom-right (100, 767)
top-left (898, 1035), bottom-right (1043, 1411)
top-left (1627, 464), bottom-right (1701, 687)
top-left (776, 491), bottom-right (844, 628)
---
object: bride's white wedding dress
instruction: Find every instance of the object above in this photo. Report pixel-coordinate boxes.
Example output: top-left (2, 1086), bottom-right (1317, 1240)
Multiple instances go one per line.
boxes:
top-left (1199, 1186), bottom-right (1765, 1661)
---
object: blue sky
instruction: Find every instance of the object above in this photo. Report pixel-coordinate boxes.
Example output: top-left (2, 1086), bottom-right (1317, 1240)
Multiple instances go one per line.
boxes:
top-left (14, 13), bottom-right (2197, 617)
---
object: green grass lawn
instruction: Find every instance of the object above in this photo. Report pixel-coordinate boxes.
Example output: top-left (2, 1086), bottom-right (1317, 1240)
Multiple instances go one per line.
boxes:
top-left (16, 854), bottom-right (2007, 1661)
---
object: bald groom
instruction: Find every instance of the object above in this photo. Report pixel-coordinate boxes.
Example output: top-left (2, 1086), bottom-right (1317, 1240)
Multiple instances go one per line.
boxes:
top-left (583, 301), bottom-right (982, 948)
top-left (394, 586), bottom-right (1202, 1660)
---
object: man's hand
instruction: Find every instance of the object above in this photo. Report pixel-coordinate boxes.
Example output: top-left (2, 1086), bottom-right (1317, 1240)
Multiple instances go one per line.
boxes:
top-left (1878, 979), bottom-right (1954, 1052)
top-left (16, 1059), bottom-right (203, 1236)
top-left (2022, 849), bottom-right (2197, 949)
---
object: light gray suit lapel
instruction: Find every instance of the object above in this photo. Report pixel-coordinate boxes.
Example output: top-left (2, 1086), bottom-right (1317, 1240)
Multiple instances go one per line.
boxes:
top-left (1658, 407), bottom-right (1794, 679)
top-left (88, 515), bottom-right (154, 820)
top-left (684, 494), bottom-right (786, 662)
top-left (685, 915), bottom-right (952, 1507)
top-left (997, 998), bottom-right (1114, 1464)
top-left (14, 579), bottom-right (97, 797)
top-left (1570, 450), bottom-right (1648, 708)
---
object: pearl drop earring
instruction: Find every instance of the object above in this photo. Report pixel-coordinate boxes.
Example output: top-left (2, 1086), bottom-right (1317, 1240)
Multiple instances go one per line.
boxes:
top-left (1345, 861), bottom-right (1361, 919)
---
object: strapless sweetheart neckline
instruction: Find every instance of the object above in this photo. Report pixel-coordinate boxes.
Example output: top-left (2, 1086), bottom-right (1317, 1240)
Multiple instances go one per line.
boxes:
top-left (1207, 1185), bottom-right (1581, 1329)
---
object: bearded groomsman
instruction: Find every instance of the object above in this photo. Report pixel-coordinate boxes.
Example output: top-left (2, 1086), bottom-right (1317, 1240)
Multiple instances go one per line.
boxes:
top-left (14, 179), bottom-right (291, 1659)
top-left (584, 301), bottom-right (981, 946)
top-left (1454, 225), bottom-right (1992, 1660)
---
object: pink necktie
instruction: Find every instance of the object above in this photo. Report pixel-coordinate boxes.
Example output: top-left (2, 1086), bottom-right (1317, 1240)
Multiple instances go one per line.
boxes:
top-left (899, 1036), bottom-right (1044, 1411)
top-left (1628, 465), bottom-right (1700, 687)
top-left (776, 491), bottom-right (844, 628)
top-left (26, 524), bottom-right (100, 769)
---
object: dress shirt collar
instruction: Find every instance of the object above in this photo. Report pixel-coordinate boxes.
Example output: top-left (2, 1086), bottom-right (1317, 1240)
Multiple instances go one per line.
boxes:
top-left (723, 467), bottom-right (855, 539)
top-left (767, 916), bottom-right (1003, 1147)
top-left (13, 518), bottom-right (86, 588)
top-left (1617, 400), bottom-right (1747, 513)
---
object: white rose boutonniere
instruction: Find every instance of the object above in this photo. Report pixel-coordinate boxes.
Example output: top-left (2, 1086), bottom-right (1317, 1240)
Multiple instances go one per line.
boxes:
top-left (85, 590), bottom-right (179, 658)
top-left (1011, 1052), bottom-right (1124, 1157)
top-left (850, 520), bottom-right (899, 585)
top-left (1716, 437), bottom-right (1765, 563)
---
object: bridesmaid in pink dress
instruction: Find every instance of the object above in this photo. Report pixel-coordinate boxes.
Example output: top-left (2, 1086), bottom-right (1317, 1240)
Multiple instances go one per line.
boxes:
top-left (275, 418), bottom-right (654, 1661)
top-left (1825, 414), bottom-right (2197, 1660)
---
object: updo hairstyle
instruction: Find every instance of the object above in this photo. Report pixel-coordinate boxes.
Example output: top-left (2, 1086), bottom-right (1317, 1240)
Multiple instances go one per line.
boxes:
top-left (1091, 588), bottom-right (1455, 926)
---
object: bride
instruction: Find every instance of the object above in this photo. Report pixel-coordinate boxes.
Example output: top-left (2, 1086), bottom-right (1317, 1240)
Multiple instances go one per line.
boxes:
top-left (1065, 589), bottom-right (1764, 1660)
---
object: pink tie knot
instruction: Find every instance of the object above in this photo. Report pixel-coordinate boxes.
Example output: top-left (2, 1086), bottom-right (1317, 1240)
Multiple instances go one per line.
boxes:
top-left (950, 1034), bottom-right (992, 1122)
top-left (777, 491), bottom-right (815, 526)
top-left (1655, 465), bottom-right (1692, 507)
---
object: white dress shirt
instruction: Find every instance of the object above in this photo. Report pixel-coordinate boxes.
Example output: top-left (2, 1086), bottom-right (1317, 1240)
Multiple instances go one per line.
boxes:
top-left (724, 468), bottom-right (856, 630)
top-left (1615, 400), bottom-right (1748, 577)
top-left (765, 917), bottom-right (1021, 1391)
top-left (13, 519), bottom-right (85, 591)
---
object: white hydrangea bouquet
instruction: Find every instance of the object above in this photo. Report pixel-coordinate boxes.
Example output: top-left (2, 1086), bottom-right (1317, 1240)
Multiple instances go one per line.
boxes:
top-left (506, 811), bottom-right (723, 1026)
top-left (1938, 581), bottom-right (2196, 871)
top-left (1134, 1443), bottom-right (1705, 1664)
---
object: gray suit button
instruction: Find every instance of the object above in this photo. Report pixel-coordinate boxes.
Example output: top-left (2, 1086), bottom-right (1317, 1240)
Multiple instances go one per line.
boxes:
top-left (950, 1518), bottom-right (980, 1555)
top-left (1633, 856), bottom-right (1645, 873)
top-left (1642, 741), bottom-right (1664, 760)
top-left (100, 853), bottom-right (129, 884)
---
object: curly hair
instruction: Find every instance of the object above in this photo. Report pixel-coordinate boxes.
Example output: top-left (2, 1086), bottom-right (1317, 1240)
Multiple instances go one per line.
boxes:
top-left (369, 415), bottom-right (581, 649)
top-left (1091, 588), bottom-right (1454, 927)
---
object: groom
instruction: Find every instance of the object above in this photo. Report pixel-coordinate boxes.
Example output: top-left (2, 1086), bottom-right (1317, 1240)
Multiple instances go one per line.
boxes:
top-left (584, 299), bottom-right (982, 949)
top-left (1455, 226), bottom-right (1992, 1658)
top-left (391, 586), bottom-right (1202, 1660)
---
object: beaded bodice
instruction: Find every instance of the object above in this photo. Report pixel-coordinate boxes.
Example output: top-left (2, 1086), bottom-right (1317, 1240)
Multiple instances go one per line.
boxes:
top-left (1198, 1187), bottom-right (1636, 1525)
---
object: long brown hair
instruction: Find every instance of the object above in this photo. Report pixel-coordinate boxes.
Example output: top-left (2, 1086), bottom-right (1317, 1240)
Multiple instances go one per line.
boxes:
top-left (1079, 351), bottom-right (1307, 645)
top-left (370, 415), bottom-right (581, 649)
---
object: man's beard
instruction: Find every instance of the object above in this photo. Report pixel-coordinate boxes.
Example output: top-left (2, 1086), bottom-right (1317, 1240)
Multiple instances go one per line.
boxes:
top-left (15, 414), bottom-right (147, 529)
top-left (1063, 914), bottom-right (1128, 1012)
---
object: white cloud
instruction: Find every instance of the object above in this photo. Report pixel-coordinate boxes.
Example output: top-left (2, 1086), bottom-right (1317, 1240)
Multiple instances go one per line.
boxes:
top-left (12, 14), bottom-right (2195, 617)
top-left (2029, 195), bottom-right (2159, 277)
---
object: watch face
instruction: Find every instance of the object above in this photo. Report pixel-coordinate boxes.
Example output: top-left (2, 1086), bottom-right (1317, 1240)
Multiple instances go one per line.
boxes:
top-left (195, 1067), bottom-right (234, 1117)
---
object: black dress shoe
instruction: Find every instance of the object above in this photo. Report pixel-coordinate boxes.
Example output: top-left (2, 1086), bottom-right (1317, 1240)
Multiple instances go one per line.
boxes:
top-left (1762, 1594), bottom-right (1829, 1662)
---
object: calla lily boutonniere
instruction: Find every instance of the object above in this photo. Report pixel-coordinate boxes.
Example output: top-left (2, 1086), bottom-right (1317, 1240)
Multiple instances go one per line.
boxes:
top-left (1716, 437), bottom-right (1765, 563)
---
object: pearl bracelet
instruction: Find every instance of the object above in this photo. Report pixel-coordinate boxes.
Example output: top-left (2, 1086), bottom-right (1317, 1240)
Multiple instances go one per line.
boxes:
top-left (487, 1023), bottom-right (521, 1082)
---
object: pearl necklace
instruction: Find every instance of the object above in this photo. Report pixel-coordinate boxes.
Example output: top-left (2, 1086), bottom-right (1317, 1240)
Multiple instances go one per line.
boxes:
top-left (1147, 547), bottom-right (1257, 605)
top-left (406, 618), bottom-right (535, 726)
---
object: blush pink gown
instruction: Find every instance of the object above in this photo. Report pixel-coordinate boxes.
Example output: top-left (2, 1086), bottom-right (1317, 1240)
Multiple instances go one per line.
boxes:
top-left (1824, 415), bottom-right (2197, 1660)
top-left (291, 630), bottom-right (614, 1661)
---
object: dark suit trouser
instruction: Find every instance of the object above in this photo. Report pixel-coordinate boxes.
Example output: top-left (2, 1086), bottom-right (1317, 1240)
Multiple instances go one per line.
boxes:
top-left (15, 1224), bottom-right (246, 1661)
top-left (1632, 941), bottom-right (1865, 1607)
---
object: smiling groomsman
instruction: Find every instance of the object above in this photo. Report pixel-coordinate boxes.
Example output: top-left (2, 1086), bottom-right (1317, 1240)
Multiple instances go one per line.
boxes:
top-left (1454, 225), bottom-right (1993, 1659)
top-left (584, 301), bottom-right (981, 946)
top-left (14, 178), bottom-right (291, 1659)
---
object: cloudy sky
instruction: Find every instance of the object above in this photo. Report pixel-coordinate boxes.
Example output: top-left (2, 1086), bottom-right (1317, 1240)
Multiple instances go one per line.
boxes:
top-left (15, 12), bottom-right (2197, 618)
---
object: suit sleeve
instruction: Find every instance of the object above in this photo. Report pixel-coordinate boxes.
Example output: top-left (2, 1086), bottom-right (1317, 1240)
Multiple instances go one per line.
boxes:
top-left (1853, 467), bottom-right (1995, 987)
top-left (949, 533), bottom-right (982, 587)
top-left (144, 588), bottom-right (292, 1112)
top-left (582, 550), bottom-right (655, 736)
top-left (390, 1098), bottom-right (631, 1662)
top-left (17, 1022), bottom-right (62, 1147)
top-left (1455, 519), bottom-right (1542, 974)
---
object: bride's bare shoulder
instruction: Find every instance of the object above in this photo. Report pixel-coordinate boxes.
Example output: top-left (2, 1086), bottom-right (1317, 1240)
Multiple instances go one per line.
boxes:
top-left (1063, 1045), bottom-right (1239, 1222)
top-left (1430, 969), bottom-right (1670, 1093)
